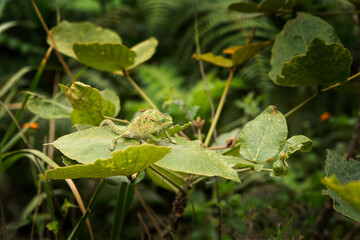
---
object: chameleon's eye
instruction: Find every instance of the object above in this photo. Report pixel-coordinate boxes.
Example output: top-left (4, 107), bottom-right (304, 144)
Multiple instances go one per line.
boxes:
top-left (161, 118), bottom-right (166, 123)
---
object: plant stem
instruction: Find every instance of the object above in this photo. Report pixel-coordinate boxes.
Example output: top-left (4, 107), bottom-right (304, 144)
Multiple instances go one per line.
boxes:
top-left (284, 93), bottom-right (318, 118)
top-left (194, 14), bottom-right (217, 143)
top-left (285, 71), bottom-right (360, 118)
top-left (122, 71), bottom-right (159, 111)
top-left (31, 0), bottom-right (75, 82)
top-left (204, 70), bottom-right (234, 147)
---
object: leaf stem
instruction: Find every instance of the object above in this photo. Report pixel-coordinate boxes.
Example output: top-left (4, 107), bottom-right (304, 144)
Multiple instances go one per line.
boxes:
top-left (284, 71), bottom-right (360, 118)
top-left (122, 70), bottom-right (159, 111)
top-left (204, 70), bottom-right (234, 147)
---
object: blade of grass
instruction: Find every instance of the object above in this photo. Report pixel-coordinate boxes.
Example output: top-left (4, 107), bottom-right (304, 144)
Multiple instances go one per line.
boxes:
top-left (275, 214), bottom-right (295, 240)
top-left (111, 183), bottom-right (135, 240)
top-left (1, 46), bottom-right (53, 150)
top-left (0, 67), bottom-right (31, 98)
top-left (67, 180), bottom-right (106, 240)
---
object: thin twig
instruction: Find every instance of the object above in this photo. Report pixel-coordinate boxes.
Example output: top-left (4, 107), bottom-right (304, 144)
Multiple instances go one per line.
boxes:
top-left (30, 0), bottom-right (75, 82)
top-left (204, 70), bottom-right (235, 147)
top-left (122, 71), bottom-right (159, 111)
top-left (137, 213), bottom-right (152, 240)
top-left (135, 188), bottom-right (164, 239)
top-left (285, 71), bottom-right (360, 118)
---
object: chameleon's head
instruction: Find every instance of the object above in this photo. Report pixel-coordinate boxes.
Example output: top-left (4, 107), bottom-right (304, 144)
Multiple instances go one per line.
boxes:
top-left (159, 114), bottom-right (173, 131)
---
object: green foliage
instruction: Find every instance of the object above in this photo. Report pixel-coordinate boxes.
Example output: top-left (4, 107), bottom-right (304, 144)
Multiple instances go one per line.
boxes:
top-left (238, 105), bottom-right (288, 163)
top-left (322, 150), bottom-right (360, 222)
top-left (269, 12), bottom-right (341, 84)
top-left (60, 81), bottom-right (119, 125)
top-left (155, 137), bottom-right (240, 182)
top-left (276, 38), bottom-right (352, 87)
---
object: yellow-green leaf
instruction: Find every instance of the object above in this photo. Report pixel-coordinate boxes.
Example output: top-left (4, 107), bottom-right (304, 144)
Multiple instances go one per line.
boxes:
top-left (322, 176), bottom-right (360, 214)
top-left (46, 145), bottom-right (171, 179)
top-left (192, 53), bottom-right (233, 68)
top-left (223, 41), bottom-right (272, 67)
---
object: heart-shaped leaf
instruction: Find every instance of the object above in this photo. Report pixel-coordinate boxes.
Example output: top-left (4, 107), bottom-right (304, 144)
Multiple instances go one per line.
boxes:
top-left (73, 42), bottom-right (136, 72)
top-left (238, 105), bottom-right (288, 162)
top-left (48, 21), bottom-right (121, 59)
top-left (155, 137), bottom-right (240, 182)
top-left (46, 144), bottom-right (171, 179)
top-left (269, 12), bottom-right (341, 85)
top-left (275, 38), bottom-right (352, 87)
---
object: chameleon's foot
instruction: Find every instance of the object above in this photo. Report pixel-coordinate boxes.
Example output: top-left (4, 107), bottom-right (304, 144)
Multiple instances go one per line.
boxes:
top-left (165, 131), bottom-right (176, 144)
top-left (109, 136), bottom-right (121, 151)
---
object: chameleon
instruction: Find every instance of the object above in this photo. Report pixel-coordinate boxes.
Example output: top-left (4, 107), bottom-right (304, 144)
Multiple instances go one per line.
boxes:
top-left (100, 109), bottom-right (175, 150)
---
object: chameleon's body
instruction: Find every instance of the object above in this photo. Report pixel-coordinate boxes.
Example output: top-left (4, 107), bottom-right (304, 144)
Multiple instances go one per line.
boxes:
top-left (100, 109), bottom-right (173, 150)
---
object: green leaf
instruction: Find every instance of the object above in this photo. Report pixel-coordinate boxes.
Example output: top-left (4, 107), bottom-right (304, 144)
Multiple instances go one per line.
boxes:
top-left (322, 150), bottom-right (360, 222)
top-left (229, 1), bottom-right (258, 13)
top-left (46, 145), bottom-right (171, 179)
top-left (192, 53), bottom-right (233, 68)
top-left (60, 82), bottom-right (117, 125)
top-left (275, 38), bottom-right (352, 87)
top-left (48, 21), bottom-right (121, 59)
top-left (155, 137), bottom-right (240, 182)
top-left (282, 135), bottom-right (312, 155)
top-left (129, 37), bottom-right (158, 70)
top-left (322, 176), bottom-right (360, 214)
top-left (269, 12), bottom-right (341, 84)
top-left (223, 41), bottom-right (272, 67)
top-left (258, 0), bottom-right (286, 13)
top-left (27, 94), bottom-right (71, 119)
top-left (224, 155), bottom-right (264, 172)
top-left (238, 105), bottom-right (288, 163)
top-left (73, 42), bottom-right (136, 72)
top-left (52, 126), bottom-right (133, 164)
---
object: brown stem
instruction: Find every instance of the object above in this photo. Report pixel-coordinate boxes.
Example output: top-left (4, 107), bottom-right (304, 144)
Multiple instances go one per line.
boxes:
top-left (31, 0), bottom-right (75, 82)
top-left (164, 180), bottom-right (192, 240)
